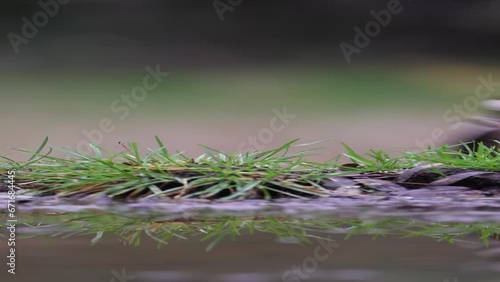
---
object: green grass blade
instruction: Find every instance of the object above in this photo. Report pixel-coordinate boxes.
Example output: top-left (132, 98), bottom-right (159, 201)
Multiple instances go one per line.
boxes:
top-left (155, 135), bottom-right (169, 158)
top-left (27, 136), bottom-right (48, 162)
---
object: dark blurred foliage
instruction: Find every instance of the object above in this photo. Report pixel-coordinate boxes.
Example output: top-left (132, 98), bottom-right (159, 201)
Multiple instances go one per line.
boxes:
top-left (0, 0), bottom-right (499, 70)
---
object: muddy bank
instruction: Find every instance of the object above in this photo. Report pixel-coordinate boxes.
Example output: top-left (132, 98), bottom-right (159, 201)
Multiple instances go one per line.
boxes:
top-left (6, 194), bottom-right (500, 222)
top-left (2, 165), bottom-right (500, 222)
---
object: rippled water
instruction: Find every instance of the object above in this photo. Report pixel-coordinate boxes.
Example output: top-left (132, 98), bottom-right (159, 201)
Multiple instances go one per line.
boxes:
top-left (1, 196), bottom-right (500, 282)
top-left (11, 195), bottom-right (500, 222)
top-left (2, 232), bottom-right (500, 282)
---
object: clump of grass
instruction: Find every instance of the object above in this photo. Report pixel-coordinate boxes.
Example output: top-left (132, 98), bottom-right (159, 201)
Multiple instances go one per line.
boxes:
top-left (342, 142), bottom-right (500, 172)
top-left (0, 137), bottom-right (335, 199)
top-left (1, 137), bottom-right (499, 199)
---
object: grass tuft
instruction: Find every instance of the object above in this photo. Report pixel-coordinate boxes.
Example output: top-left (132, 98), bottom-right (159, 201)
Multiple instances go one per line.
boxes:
top-left (1, 138), bottom-right (500, 199)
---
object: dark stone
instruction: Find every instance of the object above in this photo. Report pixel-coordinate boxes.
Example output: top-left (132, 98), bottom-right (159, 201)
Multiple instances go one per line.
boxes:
top-left (430, 171), bottom-right (493, 186)
top-left (442, 173), bottom-right (500, 190)
top-left (396, 166), bottom-right (469, 188)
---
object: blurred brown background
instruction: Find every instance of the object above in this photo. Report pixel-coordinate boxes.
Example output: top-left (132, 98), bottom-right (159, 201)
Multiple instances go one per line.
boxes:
top-left (1, 0), bottom-right (500, 161)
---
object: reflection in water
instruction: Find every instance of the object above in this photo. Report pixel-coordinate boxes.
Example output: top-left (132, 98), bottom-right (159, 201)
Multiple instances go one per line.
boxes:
top-left (5, 212), bottom-right (500, 250)
top-left (1, 209), bottom-right (500, 281)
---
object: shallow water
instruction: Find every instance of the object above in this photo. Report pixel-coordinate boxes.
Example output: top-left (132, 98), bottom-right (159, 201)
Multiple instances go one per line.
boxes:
top-left (2, 197), bottom-right (500, 282)
top-left (11, 195), bottom-right (500, 222)
top-left (1, 229), bottom-right (500, 282)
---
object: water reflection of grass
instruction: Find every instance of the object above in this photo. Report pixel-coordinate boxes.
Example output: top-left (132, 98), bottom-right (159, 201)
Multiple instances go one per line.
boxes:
top-left (1, 212), bottom-right (498, 250)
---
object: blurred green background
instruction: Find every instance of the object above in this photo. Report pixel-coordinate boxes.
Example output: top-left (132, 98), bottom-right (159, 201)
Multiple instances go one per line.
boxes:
top-left (1, 0), bottom-right (500, 161)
